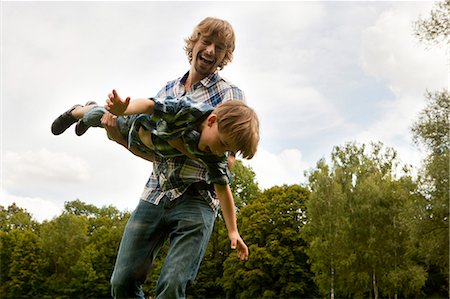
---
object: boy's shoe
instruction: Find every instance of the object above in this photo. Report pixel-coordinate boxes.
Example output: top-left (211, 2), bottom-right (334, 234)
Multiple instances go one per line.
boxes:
top-left (75, 101), bottom-right (97, 136)
top-left (51, 104), bottom-right (82, 135)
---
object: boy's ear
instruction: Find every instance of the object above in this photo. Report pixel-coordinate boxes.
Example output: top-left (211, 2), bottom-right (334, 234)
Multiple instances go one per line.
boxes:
top-left (207, 114), bottom-right (217, 127)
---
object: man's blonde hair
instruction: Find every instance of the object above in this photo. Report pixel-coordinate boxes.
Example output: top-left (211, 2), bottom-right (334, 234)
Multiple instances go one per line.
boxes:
top-left (214, 101), bottom-right (259, 159)
top-left (184, 17), bottom-right (235, 70)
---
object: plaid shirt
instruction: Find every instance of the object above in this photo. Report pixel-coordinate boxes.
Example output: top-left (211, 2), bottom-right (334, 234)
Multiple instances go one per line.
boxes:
top-left (140, 71), bottom-right (245, 211)
top-left (137, 96), bottom-right (230, 185)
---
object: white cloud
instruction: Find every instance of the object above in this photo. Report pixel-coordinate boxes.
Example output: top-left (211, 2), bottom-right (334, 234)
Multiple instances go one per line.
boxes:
top-left (3, 149), bottom-right (90, 187)
top-left (357, 2), bottom-right (448, 161)
top-left (361, 3), bottom-right (447, 95)
top-left (0, 189), bottom-right (63, 223)
top-left (244, 148), bottom-right (309, 190)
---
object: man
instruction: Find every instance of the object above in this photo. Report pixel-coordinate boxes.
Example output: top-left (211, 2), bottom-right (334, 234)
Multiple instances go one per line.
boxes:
top-left (106, 17), bottom-right (247, 298)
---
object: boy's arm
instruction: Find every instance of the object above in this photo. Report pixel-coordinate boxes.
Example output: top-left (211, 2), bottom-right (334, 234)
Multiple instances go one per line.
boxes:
top-left (106, 89), bottom-right (154, 116)
top-left (214, 184), bottom-right (249, 261)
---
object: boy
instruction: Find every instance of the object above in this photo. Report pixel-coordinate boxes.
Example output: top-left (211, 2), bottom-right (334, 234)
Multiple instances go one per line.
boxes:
top-left (51, 89), bottom-right (259, 256)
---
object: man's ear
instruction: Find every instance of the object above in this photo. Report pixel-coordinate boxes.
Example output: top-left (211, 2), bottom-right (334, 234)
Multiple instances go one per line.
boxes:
top-left (207, 114), bottom-right (217, 127)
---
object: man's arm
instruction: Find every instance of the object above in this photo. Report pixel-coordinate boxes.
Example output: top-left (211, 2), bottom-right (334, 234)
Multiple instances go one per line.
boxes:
top-left (100, 112), bottom-right (155, 162)
top-left (214, 183), bottom-right (249, 260)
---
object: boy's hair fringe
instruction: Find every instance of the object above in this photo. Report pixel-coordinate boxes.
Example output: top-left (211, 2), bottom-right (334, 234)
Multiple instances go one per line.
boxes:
top-left (215, 101), bottom-right (259, 159)
top-left (184, 17), bottom-right (235, 70)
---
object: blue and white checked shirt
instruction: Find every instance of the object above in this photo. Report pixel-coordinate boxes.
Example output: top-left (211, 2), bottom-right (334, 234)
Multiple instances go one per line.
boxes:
top-left (140, 71), bottom-right (245, 211)
top-left (136, 96), bottom-right (230, 185)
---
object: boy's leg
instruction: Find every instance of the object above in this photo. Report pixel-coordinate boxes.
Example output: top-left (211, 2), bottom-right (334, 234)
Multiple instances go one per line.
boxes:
top-left (154, 192), bottom-right (216, 299)
top-left (75, 101), bottom-right (98, 136)
top-left (111, 199), bottom-right (168, 299)
top-left (51, 102), bottom-right (97, 135)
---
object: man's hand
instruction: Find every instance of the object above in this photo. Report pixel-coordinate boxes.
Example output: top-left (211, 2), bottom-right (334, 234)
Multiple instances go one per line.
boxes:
top-left (101, 111), bottom-right (125, 144)
top-left (106, 89), bottom-right (130, 116)
top-left (101, 112), bottom-right (156, 162)
top-left (229, 230), bottom-right (249, 261)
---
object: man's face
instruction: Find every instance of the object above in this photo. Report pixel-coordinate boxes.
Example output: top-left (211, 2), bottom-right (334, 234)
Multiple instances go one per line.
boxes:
top-left (191, 34), bottom-right (227, 77)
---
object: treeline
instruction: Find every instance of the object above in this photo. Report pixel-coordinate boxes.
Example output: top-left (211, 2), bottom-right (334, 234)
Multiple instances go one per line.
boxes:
top-left (1, 130), bottom-right (449, 299)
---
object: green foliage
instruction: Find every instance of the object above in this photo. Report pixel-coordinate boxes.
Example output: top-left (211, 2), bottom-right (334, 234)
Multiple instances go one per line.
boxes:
top-left (230, 159), bottom-right (260, 212)
top-left (0, 200), bottom-right (129, 298)
top-left (0, 203), bottom-right (37, 232)
top-left (0, 230), bottom-right (43, 297)
top-left (303, 142), bottom-right (427, 298)
top-left (0, 142), bottom-right (447, 298)
top-left (222, 185), bottom-right (318, 298)
top-left (411, 1), bottom-right (450, 294)
top-left (410, 89), bottom-right (449, 296)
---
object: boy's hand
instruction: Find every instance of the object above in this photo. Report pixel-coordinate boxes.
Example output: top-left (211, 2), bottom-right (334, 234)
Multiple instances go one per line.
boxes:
top-left (106, 89), bottom-right (130, 115)
top-left (229, 231), bottom-right (249, 261)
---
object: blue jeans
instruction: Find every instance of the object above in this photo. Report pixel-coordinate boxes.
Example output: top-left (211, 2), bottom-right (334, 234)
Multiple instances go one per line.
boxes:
top-left (110, 193), bottom-right (216, 299)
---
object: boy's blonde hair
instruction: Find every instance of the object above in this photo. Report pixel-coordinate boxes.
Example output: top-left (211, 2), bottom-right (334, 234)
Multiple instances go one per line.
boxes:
top-left (184, 17), bottom-right (235, 70)
top-left (214, 101), bottom-right (259, 159)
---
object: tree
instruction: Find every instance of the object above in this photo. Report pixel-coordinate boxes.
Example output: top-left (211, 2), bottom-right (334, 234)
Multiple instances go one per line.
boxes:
top-left (222, 185), bottom-right (317, 298)
top-left (413, 0), bottom-right (449, 47)
top-left (0, 200), bottom-right (131, 298)
top-left (303, 142), bottom-right (427, 298)
top-left (64, 199), bottom-right (99, 217)
top-left (301, 159), bottom-right (347, 299)
top-left (410, 90), bottom-right (449, 296)
top-left (67, 203), bottom-right (130, 298)
top-left (39, 213), bottom-right (89, 296)
top-left (0, 203), bottom-right (37, 232)
top-left (1, 230), bottom-right (44, 297)
top-left (412, 1), bottom-right (450, 295)
top-left (230, 159), bottom-right (260, 211)
top-left (0, 203), bottom-right (39, 296)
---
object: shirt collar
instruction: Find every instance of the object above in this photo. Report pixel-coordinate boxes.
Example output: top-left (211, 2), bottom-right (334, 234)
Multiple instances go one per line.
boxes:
top-left (179, 70), bottom-right (220, 90)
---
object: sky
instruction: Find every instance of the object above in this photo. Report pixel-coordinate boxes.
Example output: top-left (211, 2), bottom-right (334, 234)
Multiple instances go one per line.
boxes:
top-left (1, 1), bottom-right (448, 222)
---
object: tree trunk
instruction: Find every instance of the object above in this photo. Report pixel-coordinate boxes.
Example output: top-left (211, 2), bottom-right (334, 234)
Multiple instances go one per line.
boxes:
top-left (373, 271), bottom-right (378, 299)
top-left (330, 266), bottom-right (335, 299)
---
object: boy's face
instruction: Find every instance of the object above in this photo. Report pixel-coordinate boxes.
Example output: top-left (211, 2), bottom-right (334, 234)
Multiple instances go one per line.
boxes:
top-left (191, 34), bottom-right (227, 77)
top-left (198, 114), bottom-right (237, 156)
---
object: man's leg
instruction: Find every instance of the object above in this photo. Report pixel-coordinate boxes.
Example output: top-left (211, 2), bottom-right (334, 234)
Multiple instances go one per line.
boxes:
top-left (155, 193), bottom-right (216, 299)
top-left (111, 199), bottom-right (167, 299)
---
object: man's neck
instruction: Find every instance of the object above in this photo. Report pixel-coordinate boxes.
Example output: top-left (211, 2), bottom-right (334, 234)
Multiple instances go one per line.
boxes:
top-left (184, 67), bottom-right (214, 91)
top-left (185, 74), bottom-right (201, 92)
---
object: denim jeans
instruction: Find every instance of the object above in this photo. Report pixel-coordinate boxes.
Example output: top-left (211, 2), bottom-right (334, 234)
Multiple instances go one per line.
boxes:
top-left (110, 193), bottom-right (216, 299)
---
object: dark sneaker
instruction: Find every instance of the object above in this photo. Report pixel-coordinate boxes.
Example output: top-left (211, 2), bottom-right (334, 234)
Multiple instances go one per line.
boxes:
top-left (75, 101), bottom-right (97, 136)
top-left (51, 104), bottom-right (82, 135)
